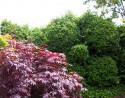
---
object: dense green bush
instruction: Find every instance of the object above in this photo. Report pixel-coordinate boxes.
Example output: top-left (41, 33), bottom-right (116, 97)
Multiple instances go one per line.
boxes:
top-left (14, 25), bottom-right (30, 40)
top-left (44, 12), bottom-right (80, 53)
top-left (117, 25), bottom-right (125, 48)
top-left (69, 44), bottom-right (89, 65)
top-left (82, 84), bottom-right (125, 98)
top-left (118, 50), bottom-right (125, 83)
top-left (116, 25), bottom-right (125, 83)
top-left (1, 19), bottom-right (20, 35)
top-left (77, 12), bottom-right (120, 56)
top-left (0, 20), bottom-right (47, 43)
top-left (67, 63), bottom-right (85, 78)
top-left (1, 20), bottom-right (30, 40)
top-left (28, 28), bottom-right (46, 45)
top-left (85, 56), bottom-right (119, 87)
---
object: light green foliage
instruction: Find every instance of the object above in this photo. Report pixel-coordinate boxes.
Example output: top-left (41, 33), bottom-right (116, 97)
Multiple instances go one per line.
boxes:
top-left (85, 56), bottom-right (119, 87)
top-left (1, 19), bottom-right (20, 35)
top-left (0, 20), bottom-right (46, 45)
top-left (77, 12), bottom-right (120, 56)
top-left (28, 28), bottom-right (46, 45)
top-left (69, 44), bottom-right (89, 65)
top-left (44, 11), bottom-right (80, 53)
top-left (1, 19), bottom-right (30, 40)
top-left (14, 25), bottom-right (29, 40)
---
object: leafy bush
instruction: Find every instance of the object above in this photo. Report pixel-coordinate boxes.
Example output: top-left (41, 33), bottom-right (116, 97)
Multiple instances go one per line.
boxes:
top-left (44, 12), bottom-right (80, 53)
top-left (1, 19), bottom-right (29, 40)
top-left (114, 25), bottom-right (125, 83)
top-left (14, 25), bottom-right (30, 40)
top-left (82, 84), bottom-right (125, 98)
top-left (77, 12), bottom-right (120, 56)
top-left (1, 19), bottom-right (20, 35)
top-left (67, 63), bottom-right (85, 78)
top-left (0, 39), bottom-right (83, 98)
top-left (28, 28), bottom-right (46, 45)
top-left (118, 50), bottom-right (125, 83)
top-left (85, 56), bottom-right (119, 87)
top-left (69, 44), bottom-right (89, 65)
top-left (117, 25), bottom-right (125, 48)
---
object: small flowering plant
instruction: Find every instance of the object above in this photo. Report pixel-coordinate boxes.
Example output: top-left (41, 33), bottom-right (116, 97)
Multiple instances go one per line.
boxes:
top-left (0, 39), bottom-right (84, 98)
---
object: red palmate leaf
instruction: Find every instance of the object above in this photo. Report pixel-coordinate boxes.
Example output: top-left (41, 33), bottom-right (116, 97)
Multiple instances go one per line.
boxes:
top-left (0, 40), bottom-right (84, 98)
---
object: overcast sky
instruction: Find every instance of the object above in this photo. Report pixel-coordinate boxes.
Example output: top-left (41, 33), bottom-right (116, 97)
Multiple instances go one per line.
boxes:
top-left (0, 0), bottom-right (88, 27)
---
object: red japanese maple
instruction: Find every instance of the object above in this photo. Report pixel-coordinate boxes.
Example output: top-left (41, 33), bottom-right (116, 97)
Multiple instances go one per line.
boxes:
top-left (0, 40), bottom-right (83, 98)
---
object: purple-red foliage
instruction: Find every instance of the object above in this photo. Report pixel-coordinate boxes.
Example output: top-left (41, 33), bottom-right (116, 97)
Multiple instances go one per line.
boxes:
top-left (0, 40), bottom-right (83, 98)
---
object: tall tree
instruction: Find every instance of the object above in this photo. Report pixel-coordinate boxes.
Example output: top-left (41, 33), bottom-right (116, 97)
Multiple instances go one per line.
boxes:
top-left (84, 0), bottom-right (125, 19)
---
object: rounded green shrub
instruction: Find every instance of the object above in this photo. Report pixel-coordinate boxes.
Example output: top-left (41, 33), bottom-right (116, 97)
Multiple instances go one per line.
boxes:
top-left (85, 56), bottom-right (119, 87)
top-left (44, 12), bottom-right (80, 53)
top-left (77, 12), bottom-right (120, 56)
top-left (69, 44), bottom-right (89, 65)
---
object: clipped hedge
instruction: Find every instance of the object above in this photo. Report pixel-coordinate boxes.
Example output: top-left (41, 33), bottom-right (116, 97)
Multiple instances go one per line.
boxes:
top-left (69, 44), bottom-right (89, 65)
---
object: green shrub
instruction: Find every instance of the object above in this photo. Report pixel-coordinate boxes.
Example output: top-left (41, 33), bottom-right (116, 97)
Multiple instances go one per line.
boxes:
top-left (14, 25), bottom-right (30, 40)
top-left (44, 11), bottom-right (80, 53)
top-left (85, 56), bottom-right (119, 87)
top-left (118, 50), bottom-right (125, 83)
top-left (1, 19), bottom-right (20, 35)
top-left (69, 44), bottom-right (89, 65)
top-left (82, 84), bottom-right (125, 98)
top-left (77, 12), bottom-right (120, 56)
top-left (117, 25), bottom-right (125, 48)
top-left (114, 25), bottom-right (125, 83)
top-left (1, 20), bottom-right (29, 40)
top-left (67, 63), bottom-right (85, 77)
top-left (28, 28), bottom-right (46, 45)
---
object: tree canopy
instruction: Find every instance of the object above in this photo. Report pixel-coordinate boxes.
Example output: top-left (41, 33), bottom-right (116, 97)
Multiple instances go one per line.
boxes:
top-left (84, 0), bottom-right (125, 19)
